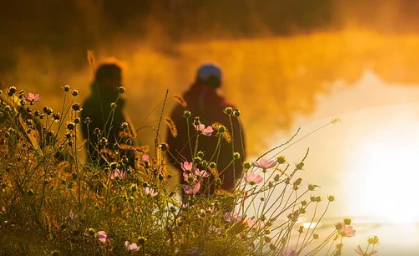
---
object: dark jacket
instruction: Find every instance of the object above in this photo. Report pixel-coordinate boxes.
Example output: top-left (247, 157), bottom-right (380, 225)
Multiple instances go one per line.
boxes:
top-left (81, 83), bottom-right (134, 167)
top-left (167, 82), bottom-right (246, 193)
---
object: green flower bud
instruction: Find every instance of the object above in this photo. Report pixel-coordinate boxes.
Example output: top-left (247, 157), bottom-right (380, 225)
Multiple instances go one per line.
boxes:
top-left (233, 109), bottom-right (241, 117)
top-left (137, 236), bottom-right (147, 245)
top-left (71, 90), bottom-right (79, 97)
top-left (328, 195), bottom-right (335, 202)
top-left (197, 151), bottom-right (205, 158)
top-left (296, 162), bottom-right (304, 170)
top-left (233, 152), bottom-right (241, 160)
top-left (110, 102), bottom-right (117, 109)
top-left (131, 184), bottom-right (138, 192)
top-left (277, 155), bottom-right (286, 164)
top-left (183, 110), bottom-right (191, 118)
top-left (368, 235), bottom-right (379, 245)
top-left (67, 122), bottom-right (75, 130)
top-left (343, 217), bottom-right (352, 225)
top-left (243, 161), bottom-right (251, 169)
top-left (71, 103), bottom-right (82, 111)
top-left (88, 228), bottom-right (96, 236)
top-left (223, 107), bottom-right (233, 115)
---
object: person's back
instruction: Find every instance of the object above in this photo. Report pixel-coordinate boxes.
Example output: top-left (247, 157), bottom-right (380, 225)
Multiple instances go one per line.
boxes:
top-left (81, 60), bottom-right (136, 168)
top-left (167, 63), bottom-right (246, 194)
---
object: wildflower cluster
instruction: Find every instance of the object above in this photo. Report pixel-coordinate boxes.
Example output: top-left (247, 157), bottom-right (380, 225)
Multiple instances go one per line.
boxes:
top-left (0, 86), bottom-right (377, 256)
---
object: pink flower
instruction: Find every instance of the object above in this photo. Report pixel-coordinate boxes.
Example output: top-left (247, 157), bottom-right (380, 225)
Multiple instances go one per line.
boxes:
top-left (142, 154), bottom-right (150, 162)
top-left (97, 231), bottom-right (107, 243)
top-left (24, 93), bottom-right (41, 104)
top-left (195, 169), bottom-right (210, 178)
top-left (355, 245), bottom-right (377, 256)
top-left (243, 172), bottom-right (263, 185)
top-left (253, 158), bottom-right (277, 169)
top-left (225, 212), bottom-right (242, 222)
top-left (181, 161), bottom-right (193, 172)
top-left (144, 187), bottom-right (158, 197)
top-left (124, 241), bottom-right (140, 251)
top-left (109, 169), bottom-right (126, 179)
top-left (339, 224), bottom-right (356, 237)
top-left (281, 248), bottom-right (296, 256)
top-left (196, 124), bottom-right (213, 136)
top-left (184, 183), bottom-right (201, 194)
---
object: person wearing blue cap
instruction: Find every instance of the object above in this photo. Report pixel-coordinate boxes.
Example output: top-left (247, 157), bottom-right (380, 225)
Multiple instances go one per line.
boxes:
top-left (166, 63), bottom-right (247, 195)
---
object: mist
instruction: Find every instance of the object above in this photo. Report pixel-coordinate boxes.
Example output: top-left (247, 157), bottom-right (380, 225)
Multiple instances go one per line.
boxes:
top-left (2, 0), bottom-right (419, 155)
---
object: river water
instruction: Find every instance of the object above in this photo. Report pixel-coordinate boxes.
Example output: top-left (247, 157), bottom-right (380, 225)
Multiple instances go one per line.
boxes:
top-left (267, 70), bottom-right (419, 255)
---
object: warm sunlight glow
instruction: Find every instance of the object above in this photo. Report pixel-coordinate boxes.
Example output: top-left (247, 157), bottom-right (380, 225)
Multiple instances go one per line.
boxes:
top-left (352, 125), bottom-right (419, 223)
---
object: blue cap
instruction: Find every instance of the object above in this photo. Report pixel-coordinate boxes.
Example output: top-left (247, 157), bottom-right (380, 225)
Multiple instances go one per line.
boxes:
top-left (197, 63), bottom-right (222, 82)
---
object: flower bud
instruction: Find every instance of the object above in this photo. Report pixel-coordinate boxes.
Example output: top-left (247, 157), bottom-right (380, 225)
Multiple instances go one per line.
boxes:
top-left (131, 184), bottom-right (137, 192)
top-left (64, 85), bottom-right (70, 92)
top-left (308, 184), bottom-right (318, 191)
top-left (71, 90), bottom-right (79, 97)
top-left (328, 195), bottom-right (335, 202)
top-left (137, 236), bottom-right (147, 245)
top-left (277, 155), bottom-right (286, 164)
top-left (296, 162), bottom-right (304, 170)
top-left (223, 107), bottom-right (233, 115)
top-left (183, 110), bottom-right (191, 118)
top-left (118, 86), bottom-right (125, 94)
top-left (368, 235), bottom-right (379, 245)
top-left (233, 152), bottom-right (241, 160)
top-left (243, 161), bottom-right (251, 169)
top-left (343, 217), bottom-right (352, 225)
top-left (110, 103), bottom-right (117, 109)
top-left (233, 109), bottom-right (241, 117)
top-left (209, 162), bottom-right (217, 169)
top-left (67, 122), bottom-right (75, 130)
top-left (71, 103), bottom-right (82, 111)
top-left (218, 125), bottom-right (225, 133)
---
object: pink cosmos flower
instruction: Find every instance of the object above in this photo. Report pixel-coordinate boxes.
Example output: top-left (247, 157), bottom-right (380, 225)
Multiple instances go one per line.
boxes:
top-left (281, 249), bottom-right (297, 256)
top-left (195, 169), bottom-right (210, 178)
top-left (339, 224), bottom-right (356, 237)
top-left (124, 241), bottom-right (140, 251)
top-left (142, 154), bottom-right (150, 162)
top-left (24, 93), bottom-right (41, 104)
top-left (243, 172), bottom-right (263, 185)
top-left (253, 158), bottom-right (277, 169)
top-left (144, 187), bottom-right (158, 197)
top-left (109, 169), bottom-right (126, 179)
top-left (195, 124), bottom-right (213, 136)
top-left (225, 212), bottom-right (242, 222)
top-left (97, 231), bottom-right (107, 243)
top-left (181, 161), bottom-right (193, 172)
top-left (184, 183), bottom-right (201, 194)
top-left (355, 245), bottom-right (377, 256)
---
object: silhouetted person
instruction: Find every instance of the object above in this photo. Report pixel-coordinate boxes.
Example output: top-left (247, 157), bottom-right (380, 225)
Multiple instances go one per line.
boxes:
top-left (167, 63), bottom-right (246, 195)
top-left (81, 60), bottom-right (136, 168)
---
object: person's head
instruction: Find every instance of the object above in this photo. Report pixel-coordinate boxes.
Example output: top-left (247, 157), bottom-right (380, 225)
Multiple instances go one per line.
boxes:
top-left (94, 59), bottom-right (125, 92)
top-left (195, 63), bottom-right (222, 88)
